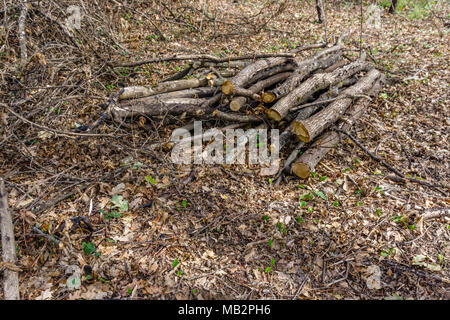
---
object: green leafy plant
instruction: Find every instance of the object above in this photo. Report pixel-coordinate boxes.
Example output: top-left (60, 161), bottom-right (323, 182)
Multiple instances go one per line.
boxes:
top-left (145, 175), bottom-right (157, 184)
top-left (82, 242), bottom-right (96, 255)
top-left (110, 195), bottom-right (128, 212)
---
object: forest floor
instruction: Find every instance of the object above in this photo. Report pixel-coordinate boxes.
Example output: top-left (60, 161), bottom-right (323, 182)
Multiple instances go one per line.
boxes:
top-left (0, 1), bottom-right (449, 300)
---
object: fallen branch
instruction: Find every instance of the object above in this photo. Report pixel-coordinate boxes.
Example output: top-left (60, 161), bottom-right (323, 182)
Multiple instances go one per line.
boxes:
top-left (119, 78), bottom-right (225, 100)
top-left (335, 129), bottom-right (447, 195)
top-left (115, 53), bottom-right (295, 68)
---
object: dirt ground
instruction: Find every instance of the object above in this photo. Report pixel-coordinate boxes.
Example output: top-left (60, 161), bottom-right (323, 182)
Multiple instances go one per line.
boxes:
top-left (0, 0), bottom-right (449, 300)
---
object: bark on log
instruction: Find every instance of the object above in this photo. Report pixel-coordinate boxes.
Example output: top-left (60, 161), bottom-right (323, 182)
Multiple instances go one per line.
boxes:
top-left (228, 57), bottom-right (290, 89)
top-left (119, 78), bottom-right (225, 100)
top-left (230, 72), bottom-right (291, 111)
top-left (267, 59), bottom-right (371, 121)
top-left (267, 45), bottom-right (342, 102)
top-left (210, 110), bottom-right (263, 123)
top-left (246, 63), bottom-right (296, 86)
top-left (291, 75), bottom-right (385, 178)
top-left (113, 97), bottom-right (209, 119)
top-left (316, 0), bottom-right (326, 24)
top-left (1, 178), bottom-right (20, 300)
top-left (222, 81), bottom-right (260, 100)
top-left (291, 68), bottom-right (381, 143)
top-left (271, 78), bottom-right (354, 154)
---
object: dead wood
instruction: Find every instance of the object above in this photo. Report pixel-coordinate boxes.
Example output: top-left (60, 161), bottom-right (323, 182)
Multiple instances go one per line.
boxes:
top-left (113, 97), bottom-right (210, 119)
top-left (0, 178), bottom-right (20, 300)
top-left (291, 76), bottom-right (384, 179)
top-left (291, 68), bottom-right (381, 142)
top-left (267, 59), bottom-right (371, 121)
top-left (115, 53), bottom-right (295, 68)
top-left (266, 45), bottom-right (342, 102)
top-left (227, 57), bottom-right (290, 89)
top-left (119, 78), bottom-right (225, 100)
top-left (222, 81), bottom-right (260, 100)
top-left (231, 72), bottom-right (292, 111)
top-left (316, 0), bottom-right (326, 24)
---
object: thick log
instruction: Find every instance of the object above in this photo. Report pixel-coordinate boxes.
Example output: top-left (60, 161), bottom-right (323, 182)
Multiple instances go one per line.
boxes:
top-left (267, 59), bottom-right (371, 121)
top-left (246, 63), bottom-right (295, 86)
top-left (291, 68), bottom-right (381, 143)
top-left (291, 76), bottom-right (385, 178)
top-left (119, 78), bottom-right (225, 100)
top-left (267, 45), bottom-right (342, 102)
top-left (230, 72), bottom-right (291, 111)
top-left (1, 178), bottom-right (20, 300)
top-left (227, 57), bottom-right (289, 89)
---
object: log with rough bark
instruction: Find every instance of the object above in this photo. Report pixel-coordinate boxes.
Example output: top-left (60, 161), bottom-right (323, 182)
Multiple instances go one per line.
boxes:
top-left (225, 57), bottom-right (290, 89)
top-left (247, 63), bottom-right (296, 85)
top-left (113, 97), bottom-right (210, 119)
top-left (267, 59), bottom-right (371, 121)
top-left (222, 81), bottom-right (261, 101)
top-left (119, 78), bottom-right (226, 100)
top-left (291, 75), bottom-right (385, 178)
top-left (291, 68), bottom-right (381, 143)
top-left (1, 178), bottom-right (20, 300)
top-left (265, 45), bottom-right (342, 102)
top-left (229, 72), bottom-right (291, 111)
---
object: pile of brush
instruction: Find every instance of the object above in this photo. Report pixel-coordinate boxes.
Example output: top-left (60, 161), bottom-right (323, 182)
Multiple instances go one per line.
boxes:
top-left (112, 40), bottom-right (385, 183)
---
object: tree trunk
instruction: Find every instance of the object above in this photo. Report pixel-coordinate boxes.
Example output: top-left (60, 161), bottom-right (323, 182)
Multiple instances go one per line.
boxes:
top-left (1, 178), bottom-right (20, 300)
top-left (316, 0), bottom-right (326, 23)
top-left (291, 75), bottom-right (385, 178)
top-left (267, 59), bottom-right (371, 121)
top-left (389, 0), bottom-right (398, 14)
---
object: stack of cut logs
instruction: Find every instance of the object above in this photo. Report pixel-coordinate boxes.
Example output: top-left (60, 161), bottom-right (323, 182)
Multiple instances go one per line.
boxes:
top-left (112, 42), bottom-right (385, 181)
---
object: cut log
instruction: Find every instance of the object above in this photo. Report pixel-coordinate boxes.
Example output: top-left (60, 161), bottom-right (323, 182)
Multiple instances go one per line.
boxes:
top-left (230, 72), bottom-right (291, 111)
top-left (291, 75), bottom-right (385, 178)
top-left (291, 68), bottom-right (381, 143)
top-left (267, 45), bottom-right (342, 102)
top-left (228, 57), bottom-right (290, 89)
top-left (267, 59), bottom-right (371, 121)
top-left (119, 78), bottom-right (225, 100)
top-left (246, 63), bottom-right (296, 86)
top-left (1, 178), bottom-right (20, 300)
top-left (221, 81), bottom-right (260, 101)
